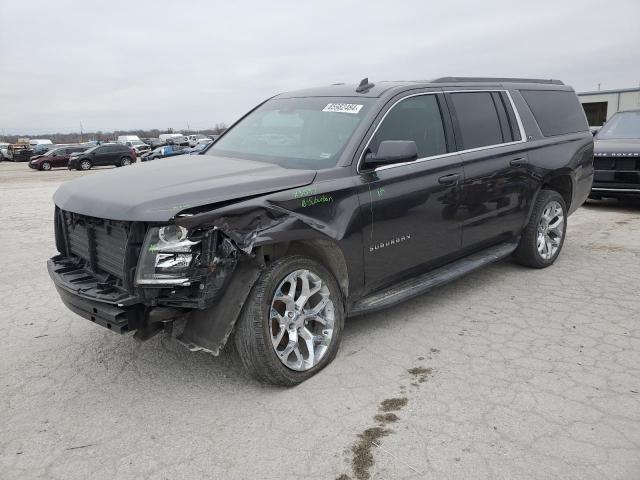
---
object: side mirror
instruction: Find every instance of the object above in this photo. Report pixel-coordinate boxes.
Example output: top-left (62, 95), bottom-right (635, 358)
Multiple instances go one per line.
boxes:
top-left (364, 140), bottom-right (418, 168)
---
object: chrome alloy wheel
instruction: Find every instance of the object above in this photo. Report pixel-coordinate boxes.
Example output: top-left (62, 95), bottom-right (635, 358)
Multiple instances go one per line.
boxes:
top-left (269, 269), bottom-right (335, 371)
top-left (537, 200), bottom-right (565, 260)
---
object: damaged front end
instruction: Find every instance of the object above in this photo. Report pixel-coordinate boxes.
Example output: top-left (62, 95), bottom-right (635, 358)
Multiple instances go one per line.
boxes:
top-left (48, 207), bottom-right (263, 352)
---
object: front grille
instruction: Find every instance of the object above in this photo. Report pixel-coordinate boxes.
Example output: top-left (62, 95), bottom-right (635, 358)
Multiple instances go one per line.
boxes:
top-left (59, 210), bottom-right (130, 279)
top-left (594, 156), bottom-right (640, 171)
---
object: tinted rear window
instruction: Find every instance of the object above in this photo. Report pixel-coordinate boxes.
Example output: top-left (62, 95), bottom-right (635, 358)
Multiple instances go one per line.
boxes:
top-left (369, 94), bottom-right (447, 159)
top-left (520, 90), bottom-right (588, 136)
top-left (449, 92), bottom-right (504, 149)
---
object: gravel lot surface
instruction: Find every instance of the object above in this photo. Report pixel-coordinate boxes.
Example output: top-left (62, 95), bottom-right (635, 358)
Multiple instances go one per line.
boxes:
top-left (1, 161), bottom-right (639, 480)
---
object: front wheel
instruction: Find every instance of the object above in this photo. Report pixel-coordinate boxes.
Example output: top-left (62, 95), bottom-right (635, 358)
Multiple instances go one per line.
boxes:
top-left (234, 255), bottom-right (344, 386)
top-left (513, 189), bottom-right (567, 268)
top-left (40, 161), bottom-right (52, 171)
top-left (79, 159), bottom-right (92, 171)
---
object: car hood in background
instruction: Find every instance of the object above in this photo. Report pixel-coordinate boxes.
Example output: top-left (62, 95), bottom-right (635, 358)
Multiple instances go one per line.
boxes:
top-left (53, 154), bottom-right (317, 221)
top-left (594, 139), bottom-right (640, 156)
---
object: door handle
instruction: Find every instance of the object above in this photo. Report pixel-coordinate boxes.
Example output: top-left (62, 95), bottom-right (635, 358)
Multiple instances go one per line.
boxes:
top-left (510, 157), bottom-right (526, 167)
top-left (438, 173), bottom-right (461, 185)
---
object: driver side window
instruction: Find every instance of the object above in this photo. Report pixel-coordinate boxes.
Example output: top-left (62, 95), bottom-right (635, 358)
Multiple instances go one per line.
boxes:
top-left (369, 94), bottom-right (447, 159)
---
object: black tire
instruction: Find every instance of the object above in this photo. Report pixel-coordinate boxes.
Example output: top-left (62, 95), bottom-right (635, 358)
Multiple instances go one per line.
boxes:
top-left (120, 157), bottom-right (132, 167)
top-left (234, 255), bottom-right (344, 386)
top-left (513, 189), bottom-right (567, 268)
top-left (41, 161), bottom-right (52, 171)
top-left (79, 159), bottom-right (92, 171)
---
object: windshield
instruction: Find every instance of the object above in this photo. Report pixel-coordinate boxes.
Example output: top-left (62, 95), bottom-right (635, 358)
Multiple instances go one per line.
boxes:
top-left (206, 97), bottom-right (374, 169)
top-left (81, 146), bottom-right (99, 154)
top-left (596, 111), bottom-right (640, 140)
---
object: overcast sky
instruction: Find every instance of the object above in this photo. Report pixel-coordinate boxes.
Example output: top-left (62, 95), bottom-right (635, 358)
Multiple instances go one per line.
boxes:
top-left (1, 0), bottom-right (639, 135)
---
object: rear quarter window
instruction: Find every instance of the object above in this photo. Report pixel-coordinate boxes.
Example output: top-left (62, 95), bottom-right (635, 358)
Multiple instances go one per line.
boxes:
top-left (520, 90), bottom-right (588, 137)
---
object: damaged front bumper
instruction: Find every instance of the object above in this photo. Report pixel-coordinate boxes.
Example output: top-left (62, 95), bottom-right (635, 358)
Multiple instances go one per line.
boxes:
top-left (48, 247), bottom-right (263, 354)
top-left (48, 256), bottom-right (146, 333)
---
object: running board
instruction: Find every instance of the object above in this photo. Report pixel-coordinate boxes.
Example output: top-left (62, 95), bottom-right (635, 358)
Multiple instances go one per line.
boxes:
top-left (350, 240), bottom-right (519, 316)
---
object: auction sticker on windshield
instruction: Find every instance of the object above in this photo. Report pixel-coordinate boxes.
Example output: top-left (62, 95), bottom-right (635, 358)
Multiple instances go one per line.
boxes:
top-left (322, 103), bottom-right (363, 114)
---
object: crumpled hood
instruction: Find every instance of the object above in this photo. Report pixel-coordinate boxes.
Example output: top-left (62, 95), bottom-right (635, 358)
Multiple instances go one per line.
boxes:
top-left (53, 154), bottom-right (316, 221)
top-left (594, 138), bottom-right (640, 155)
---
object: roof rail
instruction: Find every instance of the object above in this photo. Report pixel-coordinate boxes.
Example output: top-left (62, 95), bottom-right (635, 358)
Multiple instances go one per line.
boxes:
top-left (432, 77), bottom-right (564, 85)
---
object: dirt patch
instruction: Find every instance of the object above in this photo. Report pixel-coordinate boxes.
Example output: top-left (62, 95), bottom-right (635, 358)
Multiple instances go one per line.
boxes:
top-left (338, 368), bottom-right (429, 479)
top-left (379, 397), bottom-right (408, 412)
top-left (585, 244), bottom-right (629, 253)
top-left (374, 412), bottom-right (399, 424)
top-left (350, 427), bottom-right (390, 480)
top-left (408, 366), bottom-right (432, 384)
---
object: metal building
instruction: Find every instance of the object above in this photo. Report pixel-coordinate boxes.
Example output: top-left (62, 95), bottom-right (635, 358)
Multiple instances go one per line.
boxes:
top-left (578, 87), bottom-right (640, 126)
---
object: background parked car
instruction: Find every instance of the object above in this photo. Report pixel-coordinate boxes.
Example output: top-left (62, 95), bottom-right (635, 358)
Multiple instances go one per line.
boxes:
top-left (590, 109), bottom-right (640, 199)
top-left (7, 143), bottom-right (34, 162)
top-left (141, 138), bottom-right (166, 149)
top-left (117, 135), bottom-right (141, 144)
top-left (182, 140), bottom-right (213, 154)
top-left (187, 134), bottom-right (209, 147)
top-left (29, 145), bottom-right (88, 170)
top-left (68, 143), bottom-right (136, 170)
top-left (28, 139), bottom-right (53, 154)
top-left (165, 135), bottom-right (190, 147)
top-left (141, 144), bottom-right (185, 161)
top-left (125, 140), bottom-right (151, 155)
top-left (0, 142), bottom-right (9, 161)
top-left (158, 133), bottom-right (184, 142)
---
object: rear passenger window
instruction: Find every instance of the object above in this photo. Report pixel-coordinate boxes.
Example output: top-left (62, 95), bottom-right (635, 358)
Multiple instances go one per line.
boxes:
top-left (369, 95), bottom-right (447, 159)
top-left (520, 90), bottom-right (588, 136)
top-left (449, 92), bottom-right (504, 149)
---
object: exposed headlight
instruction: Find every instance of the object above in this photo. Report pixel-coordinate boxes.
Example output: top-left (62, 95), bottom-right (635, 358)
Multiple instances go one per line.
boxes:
top-left (135, 226), bottom-right (200, 285)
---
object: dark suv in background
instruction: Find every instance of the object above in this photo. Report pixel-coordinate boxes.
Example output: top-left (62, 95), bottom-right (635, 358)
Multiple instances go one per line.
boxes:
top-left (591, 109), bottom-right (640, 199)
top-left (68, 143), bottom-right (136, 170)
top-left (48, 77), bottom-right (593, 385)
top-left (29, 145), bottom-right (88, 171)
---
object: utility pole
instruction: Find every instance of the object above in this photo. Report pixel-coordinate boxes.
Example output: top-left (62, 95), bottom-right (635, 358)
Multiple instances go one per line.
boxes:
top-left (80, 121), bottom-right (84, 143)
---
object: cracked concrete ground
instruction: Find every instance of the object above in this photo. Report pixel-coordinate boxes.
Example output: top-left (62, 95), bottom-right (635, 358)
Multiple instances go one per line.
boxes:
top-left (1, 161), bottom-right (639, 479)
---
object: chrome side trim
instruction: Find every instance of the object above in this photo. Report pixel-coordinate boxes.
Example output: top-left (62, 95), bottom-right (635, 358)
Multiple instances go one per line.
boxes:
top-left (357, 89), bottom-right (528, 174)
top-left (592, 188), bottom-right (640, 193)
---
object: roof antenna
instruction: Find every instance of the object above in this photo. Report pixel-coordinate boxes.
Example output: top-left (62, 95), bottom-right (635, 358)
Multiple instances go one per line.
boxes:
top-left (356, 77), bottom-right (375, 93)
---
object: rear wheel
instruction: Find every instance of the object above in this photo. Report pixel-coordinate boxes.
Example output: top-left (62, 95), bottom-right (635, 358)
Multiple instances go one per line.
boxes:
top-left (234, 255), bottom-right (344, 386)
top-left (41, 161), bottom-right (52, 171)
top-left (513, 189), bottom-right (567, 268)
top-left (120, 157), bottom-right (132, 167)
top-left (79, 159), bottom-right (92, 171)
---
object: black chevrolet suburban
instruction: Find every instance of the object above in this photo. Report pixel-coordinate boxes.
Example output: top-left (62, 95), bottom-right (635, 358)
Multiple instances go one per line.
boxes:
top-left (48, 77), bottom-right (593, 385)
